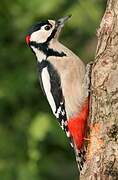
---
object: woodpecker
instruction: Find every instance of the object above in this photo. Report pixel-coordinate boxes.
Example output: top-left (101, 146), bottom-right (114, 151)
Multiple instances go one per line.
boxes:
top-left (26, 15), bottom-right (91, 171)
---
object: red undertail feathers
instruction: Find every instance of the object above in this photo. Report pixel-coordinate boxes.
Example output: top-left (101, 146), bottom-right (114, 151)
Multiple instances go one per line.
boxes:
top-left (67, 98), bottom-right (89, 150)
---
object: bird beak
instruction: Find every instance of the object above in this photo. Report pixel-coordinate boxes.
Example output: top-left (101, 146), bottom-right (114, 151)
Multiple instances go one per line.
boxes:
top-left (56, 15), bottom-right (72, 28)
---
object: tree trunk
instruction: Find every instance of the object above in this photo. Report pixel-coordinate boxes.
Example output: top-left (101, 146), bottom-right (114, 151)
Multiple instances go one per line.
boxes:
top-left (80, 0), bottom-right (118, 179)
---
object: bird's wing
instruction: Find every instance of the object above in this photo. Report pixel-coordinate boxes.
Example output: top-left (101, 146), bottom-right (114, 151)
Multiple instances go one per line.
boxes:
top-left (37, 60), bottom-right (69, 135)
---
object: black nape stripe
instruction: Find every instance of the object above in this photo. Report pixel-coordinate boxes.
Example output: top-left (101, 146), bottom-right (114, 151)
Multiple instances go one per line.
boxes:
top-left (30, 41), bottom-right (66, 57)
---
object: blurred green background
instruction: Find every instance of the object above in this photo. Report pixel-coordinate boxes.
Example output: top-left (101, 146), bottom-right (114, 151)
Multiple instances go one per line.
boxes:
top-left (0, 0), bottom-right (106, 179)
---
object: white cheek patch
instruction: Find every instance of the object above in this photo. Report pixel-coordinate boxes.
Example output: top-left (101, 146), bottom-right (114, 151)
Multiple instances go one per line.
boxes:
top-left (30, 28), bottom-right (53, 43)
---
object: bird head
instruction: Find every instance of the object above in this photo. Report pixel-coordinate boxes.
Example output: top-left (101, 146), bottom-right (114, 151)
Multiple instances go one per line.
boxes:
top-left (26, 15), bottom-right (71, 46)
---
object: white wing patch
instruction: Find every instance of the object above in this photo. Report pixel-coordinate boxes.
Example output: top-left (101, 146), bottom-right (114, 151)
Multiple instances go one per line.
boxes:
top-left (41, 67), bottom-right (67, 123)
top-left (55, 106), bottom-right (61, 118)
top-left (41, 67), bottom-right (56, 114)
top-left (41, 66), bottom-right (73, 148)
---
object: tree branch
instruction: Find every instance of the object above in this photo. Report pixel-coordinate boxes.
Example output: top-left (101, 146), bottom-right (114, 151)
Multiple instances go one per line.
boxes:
top-left (80, 0), bottom-right (118, 179)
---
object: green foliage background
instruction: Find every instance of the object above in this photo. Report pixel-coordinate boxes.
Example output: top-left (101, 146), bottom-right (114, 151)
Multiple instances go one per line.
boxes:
top-left (0, 0), bottom-right (106, 179)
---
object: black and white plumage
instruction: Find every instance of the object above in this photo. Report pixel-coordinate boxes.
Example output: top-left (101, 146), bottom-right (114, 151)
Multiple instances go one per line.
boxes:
top-left (37, 60), bottom-right (68, 132)
top-left (26, 15), bottom-right (90, 171)
top-left (26, 17), bottom-right (73, 139)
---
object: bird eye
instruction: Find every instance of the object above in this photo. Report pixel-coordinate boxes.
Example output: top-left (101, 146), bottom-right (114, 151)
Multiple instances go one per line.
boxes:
top-left (44, 25), bottom-right (52, 31)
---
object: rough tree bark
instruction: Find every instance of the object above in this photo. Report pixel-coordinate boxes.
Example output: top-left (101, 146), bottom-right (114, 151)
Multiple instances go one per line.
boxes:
top-left (80, 0), bottom-right (118, 179)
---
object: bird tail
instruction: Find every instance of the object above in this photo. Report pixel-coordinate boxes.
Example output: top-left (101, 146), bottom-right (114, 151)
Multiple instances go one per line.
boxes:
top-left (74, 146), bottom-right (86, 171)
top-left (67, 99), bottom-right (89, 171)
top-left (68, 98), bottom-right (89, 150)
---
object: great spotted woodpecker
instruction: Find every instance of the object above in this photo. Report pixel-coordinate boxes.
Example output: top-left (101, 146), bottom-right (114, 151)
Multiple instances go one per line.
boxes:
top-left (26, 15), bottom-right (91, 171)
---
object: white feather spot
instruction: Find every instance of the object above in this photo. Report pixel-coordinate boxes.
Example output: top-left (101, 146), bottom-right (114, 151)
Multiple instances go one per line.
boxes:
top-left (66, 131), bottom-right (70, 137)
top-left (55, 106), bottom-right (61, 118)
top-left (61, 110), bottom-right (65, 116)
top-left (70, 142), bottom-right (74, 147)
top-left (60, 120), bottom-right (65, 130)
top-left (64, 121), bottom-right (67, 126)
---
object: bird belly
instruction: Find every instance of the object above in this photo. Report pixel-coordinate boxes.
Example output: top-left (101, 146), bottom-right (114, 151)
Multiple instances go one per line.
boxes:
top-left (61, 72), bottom-right (86, 118)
